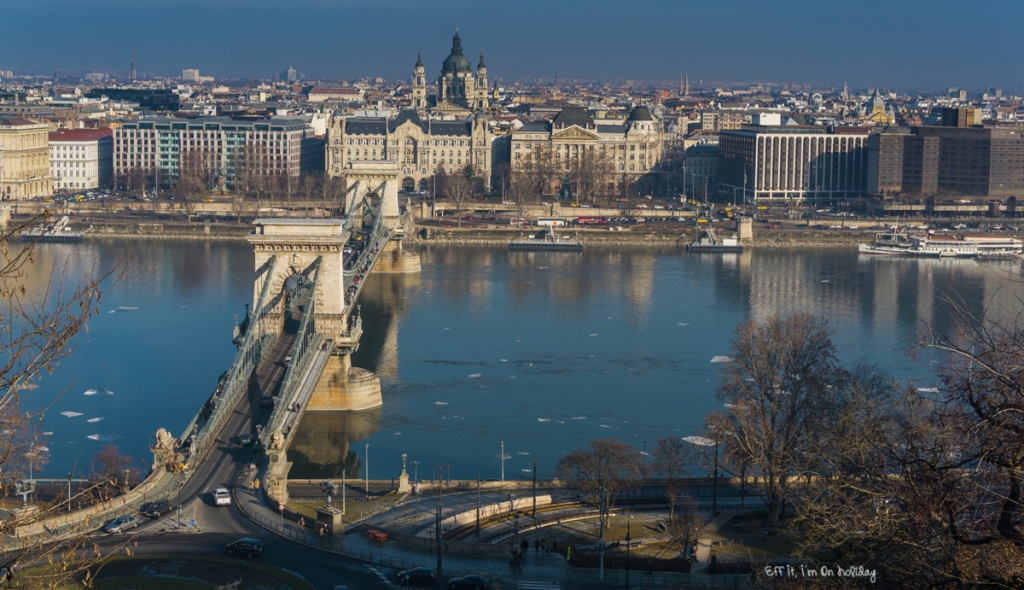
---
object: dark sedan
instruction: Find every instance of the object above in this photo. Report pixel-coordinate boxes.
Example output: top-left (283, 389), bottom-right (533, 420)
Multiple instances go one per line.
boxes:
top-left (398, 567), bottom-right (437, 585)
top-left (448, 575), bottom-right (490, 590)
top-left (225, 538), bottom-right (264, 558)
top-left (139, 499), bottom-right (172, 518)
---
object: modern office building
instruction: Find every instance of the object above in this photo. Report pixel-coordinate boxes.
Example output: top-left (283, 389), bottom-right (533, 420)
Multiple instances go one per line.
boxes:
top-left (719, 114), bottom-right (870, 203)
top-left (113, 116), bottom-right (324, 185)
top-left (85, 88), bottom-right (181, 112)
top-left (867, 125), bottom-right (1024, 197)
top-left (49, 128), bottom-right (113, 191)
top-left (0, 115), bottom-right (51, 200)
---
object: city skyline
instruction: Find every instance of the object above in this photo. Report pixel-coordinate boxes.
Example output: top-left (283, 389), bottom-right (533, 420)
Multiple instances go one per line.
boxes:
top-left (3, 0), bottom-right (1023, 91)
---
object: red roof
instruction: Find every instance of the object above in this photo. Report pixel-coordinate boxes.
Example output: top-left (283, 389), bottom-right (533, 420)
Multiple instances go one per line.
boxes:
top-left (0, 115), bottom-right (39, 126)
top-left (49, 128), bottom-right (113, 142)
top-left (309, 87), bottom-right (360, 95)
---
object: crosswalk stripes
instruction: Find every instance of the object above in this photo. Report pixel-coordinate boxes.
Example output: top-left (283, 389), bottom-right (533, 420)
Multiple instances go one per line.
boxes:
top-left (366, 565), bottom-right (399, 590)
top-left (516, 581), bottom-right (561, 590)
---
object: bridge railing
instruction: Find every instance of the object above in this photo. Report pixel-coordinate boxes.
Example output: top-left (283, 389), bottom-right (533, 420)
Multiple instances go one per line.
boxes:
top-left (262, 258), bottom-right (323, 448)
top-left (188, 255), bottom-right (279, 460)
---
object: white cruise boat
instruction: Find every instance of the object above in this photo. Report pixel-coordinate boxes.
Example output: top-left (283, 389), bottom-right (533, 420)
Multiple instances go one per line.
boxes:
top-left (860, 228), bottom-right (1022, 258)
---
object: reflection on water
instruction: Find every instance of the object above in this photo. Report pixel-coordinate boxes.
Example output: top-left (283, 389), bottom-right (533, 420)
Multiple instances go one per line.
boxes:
top-left (288, 408), bottom-right (380, 479)
top-left (291, 245), bottom-right (1024, 480)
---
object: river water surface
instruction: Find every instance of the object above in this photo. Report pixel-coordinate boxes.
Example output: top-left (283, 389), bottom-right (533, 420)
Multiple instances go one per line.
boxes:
top-left (20, 240), bottom-right (1024, 481)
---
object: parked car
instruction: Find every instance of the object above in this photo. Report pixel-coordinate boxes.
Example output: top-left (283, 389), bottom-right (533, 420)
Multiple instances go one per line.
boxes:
top-left (225, 538), bottom-right (264, 558)
top-left (214, 488), bottom-right (232, 506)
top-left (398, 567), bottom-right (437, 585)
top-left (139, 499), bottom-right (172, 518)
top-left (449, 575), bottom-right (490, 590)
top-left (105, 514), bottom-right (140, 534)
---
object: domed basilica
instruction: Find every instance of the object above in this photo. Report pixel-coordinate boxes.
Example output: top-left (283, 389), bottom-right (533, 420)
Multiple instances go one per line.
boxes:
top-left (412, 30), bottom-right (496, 115)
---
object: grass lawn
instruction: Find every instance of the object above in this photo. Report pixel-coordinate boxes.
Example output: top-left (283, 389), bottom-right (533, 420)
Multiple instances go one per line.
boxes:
top-left (32, 555), bottom-right (315, 590)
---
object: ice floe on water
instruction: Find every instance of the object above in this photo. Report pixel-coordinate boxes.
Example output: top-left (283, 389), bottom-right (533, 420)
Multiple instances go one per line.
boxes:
top-left (87, 417), bottom-right (104, 423)
top-left (678, 323), bottom-right (690, 327)
top-left (43, 431), bottom-right (53, 436)
top-left (468, 373), bottom-right (481, 378)
top-left (589, 334), bottom-right (599, 337)
top-left (916, 387), bottom-right (939, 393)
top-left (83, 389), bottom-right (98, 396)
top-left (538, 418), bottom-right (550, 422)
top-left (60, 411), bottom-right (83, 418)
top-left (500, 359), bottom-right (508, 362)
top-left (435, 401), bottom-right (449, 405)
top-left (87, 434), bottom-right (122, 442)
top-left (119, 306), bottom-right (139, 311)
top-left (600, 424), bottom-right (612, 428)
top-left (572, 416), bottom-right (586, 420)
top-left (710, 356), bottom-right (733, 363)
top-left (517, 452), bottom-right (530, 455)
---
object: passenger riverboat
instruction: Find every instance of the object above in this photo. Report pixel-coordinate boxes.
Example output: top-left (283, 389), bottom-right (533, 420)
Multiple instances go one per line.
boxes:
top-left (859, 228), bottom-right (1022, 258)
top-left (19, 216), bottom-right (91, 243)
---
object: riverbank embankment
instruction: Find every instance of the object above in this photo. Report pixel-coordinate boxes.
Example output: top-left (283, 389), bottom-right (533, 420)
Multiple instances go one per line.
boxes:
top-left (11, 214), bottom-right (868, 248)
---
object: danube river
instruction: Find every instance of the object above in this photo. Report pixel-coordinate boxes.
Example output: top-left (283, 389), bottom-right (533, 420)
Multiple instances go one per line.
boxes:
top-left (21, 240), bottom-right (1023, 480)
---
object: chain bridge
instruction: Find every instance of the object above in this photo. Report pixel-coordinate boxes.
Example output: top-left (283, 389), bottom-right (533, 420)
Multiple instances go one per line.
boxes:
top-left (174, 178), bottom-right (420, 502)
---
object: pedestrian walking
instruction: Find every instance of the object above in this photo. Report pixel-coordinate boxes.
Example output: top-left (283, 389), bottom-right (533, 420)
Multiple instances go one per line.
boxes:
top-left (521, 539), bottom-right (529, 554)
top-left (541, 539), bottom-right (547, 553)
top-left (551, 540), bottom-right (557, 554)
top-left (534, 539), bottom-right (540, 553)
top-left (299, 517), bottom-right (305, 529)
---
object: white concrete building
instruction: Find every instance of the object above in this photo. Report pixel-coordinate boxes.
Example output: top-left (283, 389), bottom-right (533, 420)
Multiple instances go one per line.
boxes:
top-left (48, 128), bottom-right (113, 191)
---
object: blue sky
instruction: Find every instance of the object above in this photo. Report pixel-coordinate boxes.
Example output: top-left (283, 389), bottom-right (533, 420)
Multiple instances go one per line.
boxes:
top-left (6, 0), bottom-right (1022, 91)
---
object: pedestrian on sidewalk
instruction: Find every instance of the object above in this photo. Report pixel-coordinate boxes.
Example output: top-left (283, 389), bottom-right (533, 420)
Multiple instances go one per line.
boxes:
top-left (534, 539), bottom-right (540, 553)
top-left (520, 539), bottom-right (529, 554)
top-left (541, 539), bottom-right (547, 553)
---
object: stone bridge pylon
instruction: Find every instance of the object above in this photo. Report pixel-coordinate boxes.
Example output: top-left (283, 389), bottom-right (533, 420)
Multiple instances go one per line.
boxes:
top-left (246, 179), bottom-right (419, 412)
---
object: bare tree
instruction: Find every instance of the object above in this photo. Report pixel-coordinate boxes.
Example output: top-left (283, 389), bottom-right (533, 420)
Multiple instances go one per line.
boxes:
top-left (521, 144), bottom-right (557, 199)
top-left (554, 438), bottom-right (641, 550)
top-left (571, 148), bottom-right (614, 205)
top-left (444, 165), bottom-right (475, 228)
top-left (705, 313), bottom-right (845, 526)
top-left (506, 172), bottom-right (533, 222)
top-left (665, 496), bottom-right (705, 559)
top-left (0, 213), bottom-right (128, 587)
top-left (175, 151), bottom-right (208, 217)
top-left (650, 437), bottom-right (694, 520)
top-left (127, 167), bottom-right (147, 196)
top-left (87, 445), bottom-right (141, 503)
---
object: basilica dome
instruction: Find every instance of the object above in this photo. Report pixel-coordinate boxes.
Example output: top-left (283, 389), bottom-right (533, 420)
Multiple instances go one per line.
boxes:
top-left (441, 31), bottom-right (472, 74)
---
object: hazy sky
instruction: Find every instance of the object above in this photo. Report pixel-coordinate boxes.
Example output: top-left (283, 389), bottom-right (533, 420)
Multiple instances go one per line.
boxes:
top-left (5, 0), bottom-right (1022, 91)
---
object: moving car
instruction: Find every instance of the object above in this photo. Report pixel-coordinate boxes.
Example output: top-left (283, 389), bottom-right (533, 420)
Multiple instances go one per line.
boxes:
top-left (448, 575), bottom-right (490, 590)
top-left (105, 514), bottom-right (140, 534)
top-left (214, 488), bottom-right (232, 506)
top-left (139, 499), bottom-right (172, 518)
top-left (239, 432), bottom-right (253, 446)
top-left (398, 567), bottom-right (437, 585)
top-left (225, 538), bottom-right (264, 558)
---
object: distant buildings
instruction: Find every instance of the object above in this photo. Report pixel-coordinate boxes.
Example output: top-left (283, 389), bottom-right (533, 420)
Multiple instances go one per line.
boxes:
top-left (182, 69), bottom-right (201, 83)
top-left (426, 30), bottom-right (494, 115)
top-left (719, 113), bottom-right (870, 204)
top-left (684, 144), bottom-right (718, 200)
top-left (114, 117), bottom-right (324, 186)
top-left (49, 128), bottom-right (113, 191)
top-left (0, 115), bottom-right (51, 200)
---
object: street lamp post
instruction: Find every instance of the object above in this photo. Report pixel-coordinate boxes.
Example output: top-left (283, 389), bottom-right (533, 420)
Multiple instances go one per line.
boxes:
top-left (683, 435), bottom-right (720, 513)
top-left (625, 516), bottom-right (633, 590)
top-left (365, 443), bottom-right (369, 496)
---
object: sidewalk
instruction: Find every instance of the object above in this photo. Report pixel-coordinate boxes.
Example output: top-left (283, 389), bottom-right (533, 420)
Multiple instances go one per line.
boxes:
top-left (692, 512), bottom-right (736, 573)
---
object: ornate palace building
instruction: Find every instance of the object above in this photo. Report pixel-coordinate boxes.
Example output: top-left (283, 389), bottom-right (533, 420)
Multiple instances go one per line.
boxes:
top-left (327, 110), bottom-right (492, 192)
top-left (509, 106), bottom-right (664, 195)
